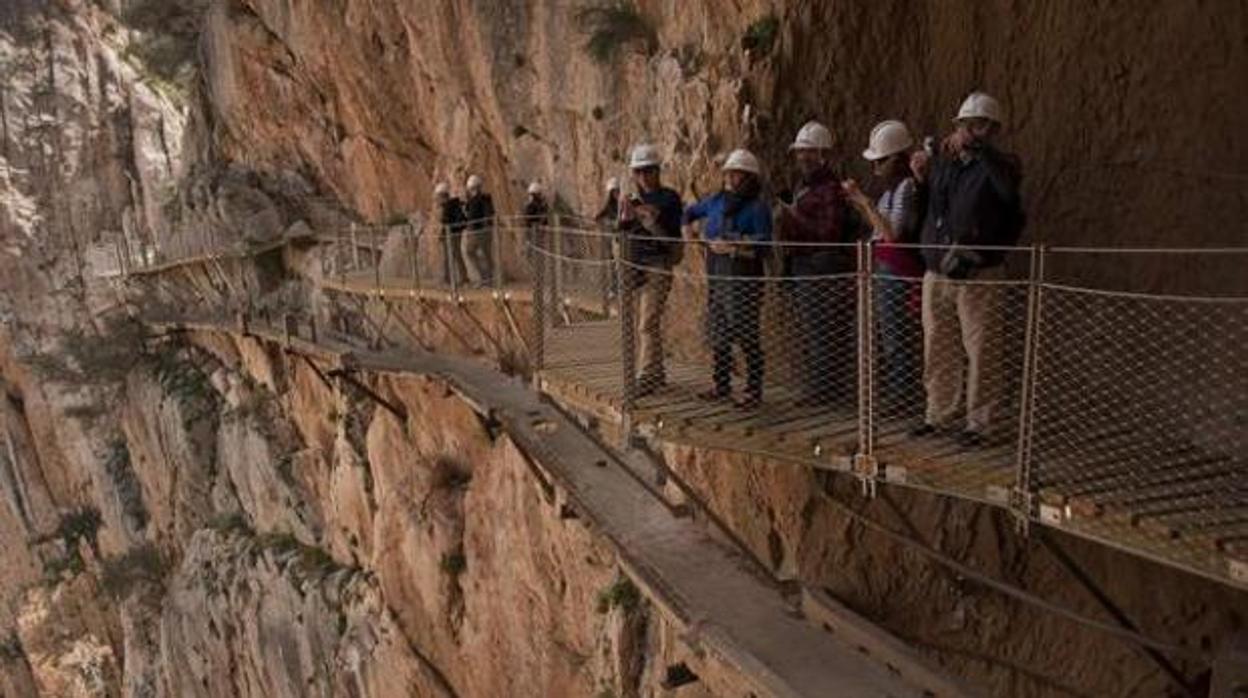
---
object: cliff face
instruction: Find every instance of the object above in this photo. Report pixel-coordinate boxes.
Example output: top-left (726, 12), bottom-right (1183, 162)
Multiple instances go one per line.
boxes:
top-left (1, 0), bottom-right (1246, 696)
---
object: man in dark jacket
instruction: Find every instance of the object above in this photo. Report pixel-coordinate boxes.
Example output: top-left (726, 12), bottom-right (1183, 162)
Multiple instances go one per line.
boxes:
top-left (462, 174), bottom-right (495, 286)
top-left (778, 121), bottom-right (864, 408)
top-left (619, 144), bottom-right (683, 396)
top-left (523, 181), bottom-right (550, 269)
top-left (910, 91), bottom-right (1025, 447)
top-left (435, 182), bottom-right (468, 286)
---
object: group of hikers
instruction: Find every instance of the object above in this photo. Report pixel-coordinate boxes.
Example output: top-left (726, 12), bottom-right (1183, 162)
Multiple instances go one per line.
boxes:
top-left (434, 91), bottom-right (1025, 448)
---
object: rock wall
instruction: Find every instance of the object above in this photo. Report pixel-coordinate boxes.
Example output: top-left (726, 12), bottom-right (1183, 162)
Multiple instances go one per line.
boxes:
top-left (2, 0), bottom-right (1247, 696)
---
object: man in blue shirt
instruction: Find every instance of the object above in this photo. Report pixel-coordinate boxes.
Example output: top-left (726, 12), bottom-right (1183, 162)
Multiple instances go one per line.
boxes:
top-left (683, 149), bottom-right (772, 409)
top-left (619, 144), bottom-right (684, 396)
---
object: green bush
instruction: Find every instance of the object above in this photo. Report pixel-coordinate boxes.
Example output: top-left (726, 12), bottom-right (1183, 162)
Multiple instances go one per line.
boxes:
top-left (100, 544), bottom-right (167, 600)
top-left (54, 507), bottom-right (102, 551)
top-left (743, 14), bottom-right (780, 56)
top-left (575, 3), bottom-right (657, 64)
top-left (595, 577), bottom-right (640, 614)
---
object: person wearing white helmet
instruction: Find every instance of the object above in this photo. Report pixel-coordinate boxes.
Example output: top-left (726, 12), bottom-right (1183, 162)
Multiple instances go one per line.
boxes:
top-left (594, 176), bottom-right (624, 298)
top-left (843, 120), bottom-right (926, 416)
top-left (682, 149), bottom-right (773, 408)
top-left (462, 173), bottom-right (495, 286)
top-left (434, 181), bottom-right (468, 286)
top-left (595, 177), bottom-right (621, 224)
top-left (779, 120), bottom-right (865, 408)
top-left (910, 91), bottom-right (1026, 448)
top-left (619, 143), bottom-right (684, 396)
top-left (522, 181), bottom-right (550, 267)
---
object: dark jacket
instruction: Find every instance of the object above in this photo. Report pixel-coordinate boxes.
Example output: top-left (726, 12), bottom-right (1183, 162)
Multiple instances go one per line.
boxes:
top-left (464, 192), bottom-right (495, 231)
top-left (440, 197), bottom-right (467, 232)
top-left (619, 187), bottom-right (683, 266)
top-left (595, 191), bottom-right (620, 224)
top-left (523, 197), bottom-right (549, 225)
top-left (920, 145), bottom-right (1024, 271)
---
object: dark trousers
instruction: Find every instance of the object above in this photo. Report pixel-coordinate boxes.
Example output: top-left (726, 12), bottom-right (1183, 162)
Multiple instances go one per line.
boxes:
top-left (443, 230), bottom-right (467, 285)
top-left (874, 275), bottom-right (922, 415)
top-left (789, 250), bottom-right (856, 406)
top-left (705, 253), bottom-right (765, 398)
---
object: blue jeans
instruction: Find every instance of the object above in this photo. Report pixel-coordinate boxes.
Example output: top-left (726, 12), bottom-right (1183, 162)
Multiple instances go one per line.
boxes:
top-left (874, 274), bottom-right (922, 415)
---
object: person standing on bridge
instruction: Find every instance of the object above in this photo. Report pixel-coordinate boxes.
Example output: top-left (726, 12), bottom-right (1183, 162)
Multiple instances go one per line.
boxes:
top-left (596, 177), bottom-right (622, 300)
top-left (463, 174), bottom-right (496, 287)
top-left (619, 144), bottom-right (684, 397)
top-left (909, 92), bottom-right (1025, 448)
top-left (435, 182), bottom-right (468, 286)
top-left (683, 149), bottom-right (773, 409)
top-left (777, 121), bottom-right (864, 409)
top-left (523, 181), bottom-right (550, 269)
top-left (843, 120), bottom-right (927, 417)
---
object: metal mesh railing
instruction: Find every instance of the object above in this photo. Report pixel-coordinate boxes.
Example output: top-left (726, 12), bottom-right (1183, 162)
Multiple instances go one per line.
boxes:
top-left (1022, 251), bottom-right (1248, 584)
top-left (122, 213), bottom-right (1248, 589)
top-left (529, 232), bottom-right (1248, 589)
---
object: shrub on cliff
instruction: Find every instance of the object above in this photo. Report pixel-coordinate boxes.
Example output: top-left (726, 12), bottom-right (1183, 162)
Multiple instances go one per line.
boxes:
top-left (576, 3), bottom-right (657, 64)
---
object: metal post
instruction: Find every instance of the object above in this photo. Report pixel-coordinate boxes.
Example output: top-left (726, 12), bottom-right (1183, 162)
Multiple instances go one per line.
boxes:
top-left (350, 222), bottom-right (361, 272)
top-left (532, 222), bottom-right (547, 379)
top-left (619, 226), bottom-right (637, 447)
top-left (854, 240), bottom-right (877, 495)
top-left (492, 217), bottom-right (503, 291)
top-left (374, 226), bottom-right (383, 297)
top-left (408, 221), bottom-right (421, 292)
top-left (1012, 245), bottom-right (1047, 530)
top-left (599, 222), bottom-right (612, 316)
top-left (553, 218), bottom-right (565, 323)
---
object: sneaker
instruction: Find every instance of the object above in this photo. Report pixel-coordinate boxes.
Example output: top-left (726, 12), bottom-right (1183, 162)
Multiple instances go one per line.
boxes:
top-left (909, 423), bottom-right (938, 437)
top-left (956, 430), bottom-right (984, 448)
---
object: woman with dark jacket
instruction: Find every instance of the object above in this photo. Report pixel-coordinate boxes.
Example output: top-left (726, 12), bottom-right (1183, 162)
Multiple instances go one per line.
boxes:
top-left (683, 149), bottom-right (773, 409)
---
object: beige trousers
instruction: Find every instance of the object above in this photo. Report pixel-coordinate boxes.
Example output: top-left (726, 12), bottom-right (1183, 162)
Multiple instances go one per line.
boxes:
top-left (636, 271), bottom-right (673, 384)
top-left (921, 267), bottom-right (1005, 434)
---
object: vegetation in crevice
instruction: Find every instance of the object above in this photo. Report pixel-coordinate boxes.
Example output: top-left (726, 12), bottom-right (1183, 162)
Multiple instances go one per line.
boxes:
top-left (575, 3), bottom-right (657, 64)
top-left (742, 14), bottom-right (780, 56)
top-left (99, 543), bottom-right (168, 601)
top-left (595, 576), bottom-right (640, 614)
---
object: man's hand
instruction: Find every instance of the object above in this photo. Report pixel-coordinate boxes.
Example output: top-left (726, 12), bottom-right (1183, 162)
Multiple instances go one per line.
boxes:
top-left (708, 240), bottom-right (734, 255)
top-left (841, 179), bottom-right (870, 208)
top-left (942, 129), bottom-right (974, 157)
top-left (635, 203), bottom-right (659, 231)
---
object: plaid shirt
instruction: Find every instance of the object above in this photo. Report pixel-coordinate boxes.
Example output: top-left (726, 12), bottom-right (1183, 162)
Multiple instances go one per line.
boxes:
top-left (780, 166), bottom-right (857, 245)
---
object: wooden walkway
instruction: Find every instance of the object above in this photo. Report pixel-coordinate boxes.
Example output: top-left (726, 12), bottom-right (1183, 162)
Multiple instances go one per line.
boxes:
top-left (148, 313), bottom-right (972, 697)
top-left (124, 234), bottom-right (1248, 592)
top-left (541, 321), bottom-right (1016, 501)
top-left (539, 321), bottom-right (1246, 589)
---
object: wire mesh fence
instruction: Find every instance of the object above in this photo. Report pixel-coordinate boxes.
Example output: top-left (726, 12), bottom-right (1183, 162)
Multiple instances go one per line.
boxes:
top-left (124, 212), bottom-right (1248, 588)
top-left (869, 247), bottom-right (1033, 504)
top-left (1023, 250), bottom-right (1248, 584)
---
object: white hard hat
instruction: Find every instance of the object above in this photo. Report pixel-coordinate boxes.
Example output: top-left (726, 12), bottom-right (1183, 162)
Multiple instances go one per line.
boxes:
top-left (789, 121), bottom-right (833, 151)
top-left (466, 174), bottom-right (483, 190)
top-left (955, 92), bottom-right (1003, 124)
top-left (527, 181), bottom-right (543, 195)
top-left (722, 149), bottom-right (761, 175)
top-left (434, 182), bottom-right (449, 197)
top-left (862, 120), bottom-right (914, 161)
top-left (605, 177), bottom-right (620, 192)
top-left (629, 143), bottom-right (662, 170)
